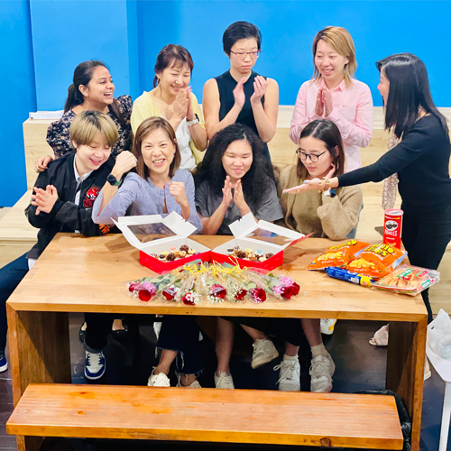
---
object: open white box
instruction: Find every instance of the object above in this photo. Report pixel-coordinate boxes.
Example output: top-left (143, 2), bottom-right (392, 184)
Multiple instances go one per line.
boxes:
top-left (211, 213), bottom-right (308, 270)
top-left (113, 212), bottom-right (211, 273)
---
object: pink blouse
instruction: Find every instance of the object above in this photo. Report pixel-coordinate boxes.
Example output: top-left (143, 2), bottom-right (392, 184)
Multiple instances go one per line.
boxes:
top-left (290, 78), bottom-right (373, 172)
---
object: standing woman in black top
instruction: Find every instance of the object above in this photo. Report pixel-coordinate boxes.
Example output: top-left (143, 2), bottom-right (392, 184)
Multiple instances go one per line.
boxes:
top-left (284, 53), bottom-right (451, 323)
top-left (203, 21), bottom-right (279, 161)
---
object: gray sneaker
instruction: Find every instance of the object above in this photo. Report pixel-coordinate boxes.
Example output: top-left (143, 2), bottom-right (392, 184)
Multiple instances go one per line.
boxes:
top-left (251, 339), bottom-right (279, 369)
top-left (309, 353), bottom-right (335, 393)
top-left (274, 358), bottom-right (301, 391)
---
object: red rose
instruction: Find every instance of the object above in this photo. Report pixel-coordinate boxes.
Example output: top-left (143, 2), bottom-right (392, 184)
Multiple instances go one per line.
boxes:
top-left (235, 289), bottom-right (247, 301)
top-left (210, 284), bottom-right (226, 299)
top-left (162, 287), bottom-right (177, 300)
top-left (250, 288), bottom-right (266, 303)
top-left (291, 282), bottom-right (300, 295)
top-left (182, 292), bottom-right (196, 305)
top-left (280, 286), bottom-right (293, 300)
top-left (138, 290), bottom-right (152, 302)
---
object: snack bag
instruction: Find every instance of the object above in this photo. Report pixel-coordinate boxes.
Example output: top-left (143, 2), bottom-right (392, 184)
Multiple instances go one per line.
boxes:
top-left (372, 265), bottom-right (440, 296)
top-left (307, 240), bottom-right (370, 270)
top-left (347, 243), bottom-right (407, 279)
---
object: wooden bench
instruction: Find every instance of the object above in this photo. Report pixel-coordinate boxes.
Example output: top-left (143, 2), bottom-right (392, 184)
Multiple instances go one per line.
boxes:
top-left (7, 383), bottom-right (404, 449)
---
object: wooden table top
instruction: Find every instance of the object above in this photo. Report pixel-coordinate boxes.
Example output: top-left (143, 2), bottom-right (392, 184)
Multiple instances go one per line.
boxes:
top-left (7, 233), bottom-right (427, 322)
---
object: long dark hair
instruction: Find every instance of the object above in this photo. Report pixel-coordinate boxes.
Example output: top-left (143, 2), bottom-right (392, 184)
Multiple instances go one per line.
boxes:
top-left (297, 120), bottom-right (345, 180)
top-left (153, 45), bottom-right (194, 88)
top-left (64, 60), bottom-right (125, 128)
top-left (195, 124), bottom-right (275, 208)
top-left (376, 53), bottom-right (447, 139)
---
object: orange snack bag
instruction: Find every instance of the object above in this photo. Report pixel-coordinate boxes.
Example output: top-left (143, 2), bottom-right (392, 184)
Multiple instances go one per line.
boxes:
top-left (347, 243), bottom-right (407, 279)
top-left (307, 240), bottom-right (370, 270)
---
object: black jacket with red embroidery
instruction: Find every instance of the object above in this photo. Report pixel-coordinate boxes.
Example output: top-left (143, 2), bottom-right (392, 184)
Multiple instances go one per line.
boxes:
top-left (26, 152), bottom-right (115, 259)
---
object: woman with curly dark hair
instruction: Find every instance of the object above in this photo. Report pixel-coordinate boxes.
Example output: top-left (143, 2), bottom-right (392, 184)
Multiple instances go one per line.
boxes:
top-left (195, 123), bottom-right (281, 235)
top-left (195, 123), bottom-right (283, 389)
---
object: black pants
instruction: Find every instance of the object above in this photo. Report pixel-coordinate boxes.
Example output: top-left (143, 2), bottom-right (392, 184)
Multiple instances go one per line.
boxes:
top-left (402, 206), bottom-right (451, 323)
top-left (0, 253), bottom-right (29, 351)
top-left (84, 314), bottom-right (203, 375)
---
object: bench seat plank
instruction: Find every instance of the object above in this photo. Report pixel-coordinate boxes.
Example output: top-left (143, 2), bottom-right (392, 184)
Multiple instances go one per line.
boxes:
top-left (7, 384), bottom-right (403, 449)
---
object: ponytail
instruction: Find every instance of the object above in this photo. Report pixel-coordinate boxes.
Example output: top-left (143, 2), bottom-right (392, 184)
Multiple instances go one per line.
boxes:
top-left (64, 83), bottom-right (84, 113)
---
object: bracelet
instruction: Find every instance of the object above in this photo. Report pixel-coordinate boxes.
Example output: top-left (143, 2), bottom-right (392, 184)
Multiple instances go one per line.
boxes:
top-left (318, 178), bottom-right (331, 194)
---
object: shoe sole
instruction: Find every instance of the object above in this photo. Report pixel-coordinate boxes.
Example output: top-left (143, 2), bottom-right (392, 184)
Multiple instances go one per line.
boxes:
top-left (252, 349), bottom-right (279, 369)
top-left (321, 321), bottom-right (337, 335)
top-left (84, 361), bottom-right (106, 380)
top-left (0, 362), bottom-right (7, 373)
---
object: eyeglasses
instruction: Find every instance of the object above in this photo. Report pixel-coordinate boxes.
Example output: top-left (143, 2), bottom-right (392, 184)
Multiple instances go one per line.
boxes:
top-left (296, 149), bottom-right (326, 162)
top-left (230, 50), bottom-right (261, 61)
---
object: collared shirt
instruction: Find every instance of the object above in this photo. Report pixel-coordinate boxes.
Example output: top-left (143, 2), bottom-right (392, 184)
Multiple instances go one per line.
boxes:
top-left (92, 170), bottom-right (202, 232)
top-left (290, 78), bottom-right (373, 172)
top-left (73, 157), bottom-right (93, 206)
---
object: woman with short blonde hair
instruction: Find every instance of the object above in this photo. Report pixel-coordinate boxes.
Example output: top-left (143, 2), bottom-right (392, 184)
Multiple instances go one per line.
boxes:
top-left (290, 26), bottom-right (373, 173)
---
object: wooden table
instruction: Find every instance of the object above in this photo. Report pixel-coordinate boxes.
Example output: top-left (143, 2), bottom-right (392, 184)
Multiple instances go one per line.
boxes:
top-left (7, 233), bottom-right (428, 451)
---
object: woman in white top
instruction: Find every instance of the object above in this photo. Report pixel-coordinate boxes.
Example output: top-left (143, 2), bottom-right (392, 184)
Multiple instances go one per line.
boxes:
top-left (131, 45), bottom-right (208, 171)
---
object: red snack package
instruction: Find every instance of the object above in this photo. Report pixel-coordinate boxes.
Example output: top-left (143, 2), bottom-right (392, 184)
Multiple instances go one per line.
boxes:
top-left (347, 243), bottom-right (407, 279)
top-left (307, 240), bottom-right (370, 270)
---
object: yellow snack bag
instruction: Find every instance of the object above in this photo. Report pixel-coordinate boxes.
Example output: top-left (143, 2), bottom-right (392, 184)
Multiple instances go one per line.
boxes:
top-left (307, 240), bottom-right (370, 270)
top-left (347, 243), bottom-right (407, 279)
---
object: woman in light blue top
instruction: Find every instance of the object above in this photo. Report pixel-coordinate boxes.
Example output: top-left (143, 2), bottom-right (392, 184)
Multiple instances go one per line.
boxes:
top-left (91, 117), bottom-right (204, 388)
top-left (92, 116), bottom-right (201, 231)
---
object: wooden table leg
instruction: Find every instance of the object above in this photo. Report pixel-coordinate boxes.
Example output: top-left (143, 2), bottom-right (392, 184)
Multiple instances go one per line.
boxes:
top-left (386, 317), bottom-right (428, 451)
top-left (7, 304), bottom-right (71, 451)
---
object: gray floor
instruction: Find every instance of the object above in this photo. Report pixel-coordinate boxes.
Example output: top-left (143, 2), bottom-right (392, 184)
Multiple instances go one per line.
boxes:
top-left (0, 314), bottom-right (446, 450)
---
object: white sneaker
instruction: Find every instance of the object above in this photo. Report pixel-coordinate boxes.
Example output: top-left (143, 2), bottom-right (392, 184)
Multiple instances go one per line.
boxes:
top-left (309, 353), bottom-right (335, 393)
top-left (274, 357), bottom-right (301, 391)
top-left (320, 319), bottom-right (337, 335)
top-left (176, 376), bottom-right (202, 388)
top-left (424, 359), bottom-right (431, 381)
top-left (251, 339), bottom-right (279, 369)
top-left (84, 350), bottom-right (106, 380)
top-left (153, 321), bottom-right (162, 340)
top-left (148, 369), bottom-right (170, 387)
top-left (214, 371), bottom-right (235, 389)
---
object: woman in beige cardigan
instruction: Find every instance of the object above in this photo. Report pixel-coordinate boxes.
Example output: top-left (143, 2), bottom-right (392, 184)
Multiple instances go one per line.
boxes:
top-left (274, 119), bottom-right (362, 394)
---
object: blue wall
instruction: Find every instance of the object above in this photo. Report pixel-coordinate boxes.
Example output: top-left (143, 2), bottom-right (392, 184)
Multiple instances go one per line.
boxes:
top-left (2, 0), bottom-right (451, 206)
top-left (136, 1), bottom-right (451, 107)
top-left (29, 0), bottom-right (140, 110)
top-left (0, 0), bottom-right (36, 207)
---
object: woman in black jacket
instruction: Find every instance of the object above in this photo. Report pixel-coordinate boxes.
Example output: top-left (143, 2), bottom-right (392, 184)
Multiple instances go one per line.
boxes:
top-left (0, 111), bottom-right (136, 376)
top-left (284, 53), bottom-right (451, 325)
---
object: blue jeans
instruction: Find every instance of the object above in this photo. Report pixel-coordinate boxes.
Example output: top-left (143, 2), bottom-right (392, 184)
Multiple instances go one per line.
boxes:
top-left (0, 253), bottom-right (29, 351)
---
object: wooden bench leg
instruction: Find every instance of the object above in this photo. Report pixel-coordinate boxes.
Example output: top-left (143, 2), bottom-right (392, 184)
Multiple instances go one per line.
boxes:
top-left (386, 317), bottom-right (428, 451)
top-left (7, 304), bottom-right (71, 451)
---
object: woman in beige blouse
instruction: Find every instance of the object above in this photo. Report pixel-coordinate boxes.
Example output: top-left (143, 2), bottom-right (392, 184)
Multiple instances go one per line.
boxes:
top-left (275, 119), bottom-right (362, 393)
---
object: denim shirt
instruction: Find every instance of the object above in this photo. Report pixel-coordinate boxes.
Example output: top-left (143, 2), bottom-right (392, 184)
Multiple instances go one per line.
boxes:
top-left (92, 170), bottom-right (202, 232)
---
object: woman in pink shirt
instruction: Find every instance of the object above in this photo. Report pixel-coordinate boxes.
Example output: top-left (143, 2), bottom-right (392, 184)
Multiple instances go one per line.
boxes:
top-left (290, 26), bottom-right (373, 173)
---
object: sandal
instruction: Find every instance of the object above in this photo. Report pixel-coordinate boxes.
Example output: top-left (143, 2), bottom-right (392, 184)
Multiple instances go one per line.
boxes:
top-left (369, 324), bottom-right (389, 346)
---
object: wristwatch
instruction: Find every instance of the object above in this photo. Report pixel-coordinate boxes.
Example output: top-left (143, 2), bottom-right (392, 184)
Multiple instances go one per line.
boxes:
top-left (186, 114), bottom-right (199, 126)
top-left (107, 174), bottom-right (121, 186)
top-left (323, 189), bottom-right (336, 198)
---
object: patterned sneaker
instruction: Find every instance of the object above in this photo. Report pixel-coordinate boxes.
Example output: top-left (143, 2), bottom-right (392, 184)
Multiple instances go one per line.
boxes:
top-left (320, 319), bottom-right (337, 335)
top-left (251, 339), bottom-right (279, 369)
top-left (148, 369), bottom-right (171, 387)
top-left (0, 351), bottom-right (7, 373)
top-left (309, 353), bottom-right (335, 393)
top-left (176, 376), bottom-right (202, 388)
top-left (274, 357), bottom-right (301, 391)
top-left (214, 371), bottom-right (235, 389)
top-left (84, 350), bottom-right (106, 380)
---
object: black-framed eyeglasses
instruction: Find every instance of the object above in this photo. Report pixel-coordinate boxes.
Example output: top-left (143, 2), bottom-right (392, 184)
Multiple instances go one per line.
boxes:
top-left (296, 149), bottom-right (326, 162)
top-left (230, 50), bottom-right (261, 61)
